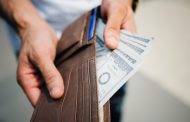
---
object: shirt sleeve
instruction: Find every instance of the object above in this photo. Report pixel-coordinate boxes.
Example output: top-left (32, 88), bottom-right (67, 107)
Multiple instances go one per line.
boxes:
top-left (132, 0), bottom-right (139, 12)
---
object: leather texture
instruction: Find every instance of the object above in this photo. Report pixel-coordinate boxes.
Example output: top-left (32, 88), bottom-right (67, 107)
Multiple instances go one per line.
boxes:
top-left (31, 12), bottom-right (110, 122)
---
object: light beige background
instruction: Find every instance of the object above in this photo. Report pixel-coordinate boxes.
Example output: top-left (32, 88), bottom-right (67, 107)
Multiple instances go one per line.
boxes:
top-left (123, 0), bottom-right (190, 122)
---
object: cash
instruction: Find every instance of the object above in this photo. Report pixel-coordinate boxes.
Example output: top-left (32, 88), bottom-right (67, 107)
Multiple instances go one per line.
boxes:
top-left (95, 19), bottom-right (153, 107)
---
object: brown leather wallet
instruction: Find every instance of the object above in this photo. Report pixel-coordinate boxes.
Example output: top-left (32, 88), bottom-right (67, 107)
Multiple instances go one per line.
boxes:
top-left (31, 12), bottom-right (110, 122)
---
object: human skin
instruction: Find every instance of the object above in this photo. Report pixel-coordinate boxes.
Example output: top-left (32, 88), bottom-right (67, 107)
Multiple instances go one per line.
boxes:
top-left (0, 0), bottom-right (136, 106)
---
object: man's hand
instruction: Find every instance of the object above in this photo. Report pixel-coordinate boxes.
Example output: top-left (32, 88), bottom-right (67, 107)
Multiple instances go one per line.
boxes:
top-left (0, 0), bottom-right (64, 106)
top-left (101, 0), bottom-right (136, 49)
top-left (17, 20), bottom-right (64, 106)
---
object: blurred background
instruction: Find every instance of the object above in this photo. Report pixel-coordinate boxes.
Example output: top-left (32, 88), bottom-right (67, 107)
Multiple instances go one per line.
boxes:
top-left (0, 0), bottom-right (190, 122)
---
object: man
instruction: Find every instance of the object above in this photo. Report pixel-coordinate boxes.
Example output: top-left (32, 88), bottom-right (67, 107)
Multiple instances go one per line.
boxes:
top-left (0, 0), bottom-right (137, 121)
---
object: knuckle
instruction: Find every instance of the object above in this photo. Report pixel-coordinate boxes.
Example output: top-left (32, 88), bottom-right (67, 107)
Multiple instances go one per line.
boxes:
top-left (16, 70), bottom-right (24, 87)
top-left (31, 49), bottom-right (54, 65)
top-left (16, 66), bottom-right (28, 89)
top-left (45, 72), bottom-right (56, 85)
top-left (106, 27), bottom-right (117, 34)
top-left (32, 50), bottom-right (44, 61)
top-left (106, 25), bottom-right (114, 31)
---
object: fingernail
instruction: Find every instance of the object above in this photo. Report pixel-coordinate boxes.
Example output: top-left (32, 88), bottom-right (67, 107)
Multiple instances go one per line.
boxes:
top-left (50, 87), bottom-right (61, 98)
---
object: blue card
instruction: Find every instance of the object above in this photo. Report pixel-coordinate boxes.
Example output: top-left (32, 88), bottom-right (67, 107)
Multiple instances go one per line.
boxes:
top-left (88, 8), bottom-right (98, 41)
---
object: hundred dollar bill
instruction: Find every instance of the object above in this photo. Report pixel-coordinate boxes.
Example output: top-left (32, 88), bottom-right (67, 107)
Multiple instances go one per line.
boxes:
top-left (119, 36), bottom-right (150, 57)
top-left (96, 35), bottom-right (142, 107)
top-left (96, 18), bottom-right (153, 56)
top-left (96, 43), bottom-right (142, 107)
top-left (96, 18), bottom-right (153, 47)
top-left (95, 18), bottom-right (152, 107)
top-left (120, 30), bottom-right (154, 46)
top-left (95, 19), bottom-right (105, 42)
top-left (119, 39), bottom-right (146, 56)
top-left (120, 34), bottom-right (147, 48)
top-left (96, 33), bottom-right (145, 58)
top-left (96, 36), bottom-right (112, 69)
top-left (119, 32), bottom-right (153, 56)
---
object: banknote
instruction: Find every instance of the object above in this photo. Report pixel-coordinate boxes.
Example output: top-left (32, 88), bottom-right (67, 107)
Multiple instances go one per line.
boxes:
top-left (95, 18), bottom-right (153, 107)
top-left (96, 36), bottom-right (112, 69)
top-left (120, 34), bottom-right (147, 48)
top-left (95, 19), bottom-right (105, 42)
top-left (120, 30), bottom-right (153, 46)
top-left (119, 39), bottom-right (146, 56)
top-left (96, 18), bottom-right (153, 56)
top-left (96, 18), bottom-right (153, 46)
top-left (96, 38), bottom-right (142, 107)
top-left (120, 31), bottom-right (153, 56)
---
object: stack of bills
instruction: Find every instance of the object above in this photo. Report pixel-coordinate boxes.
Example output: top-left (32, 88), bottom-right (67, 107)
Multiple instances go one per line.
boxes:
top-left (95, 19), bottom-right (153, 107)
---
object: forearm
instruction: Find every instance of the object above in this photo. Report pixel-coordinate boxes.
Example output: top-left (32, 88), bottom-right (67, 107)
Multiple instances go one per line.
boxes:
top-left (102, 0), bottom-right (133, 6)
top-left (0, 0), bottom-right (43, 32)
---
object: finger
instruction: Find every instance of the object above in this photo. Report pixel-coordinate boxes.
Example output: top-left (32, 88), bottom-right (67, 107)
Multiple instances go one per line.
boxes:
top-left (121, 9), bottom-right (137, 33)
top-left (17, 56), bottom-right (41, 106)
top-left (37, 57), bottom-right (64, 99)
top-left (122, 21), bottom-right (137, 33)
top-left (24, 78), bottom-right (41, 106)
top-left (104, 7), bottom-right (127, 49)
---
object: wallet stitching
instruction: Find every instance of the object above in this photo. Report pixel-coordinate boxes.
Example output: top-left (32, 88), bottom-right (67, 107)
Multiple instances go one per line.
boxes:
top-left (76, 64), bottom-right (83, 122)
top-left (60, 68), bottom-right (72, 122)
top-left (80, 14), bottom-right (88, 46)
top-left (74, 67), bottom-right (78, 122)
top-left (59, 56), bottom-right (95, 71)
top-left (90, 58), bottom-right (99, 121)
top-left (81, 63), bottom-right (84, 122)
top-left (87, 59), bottom-right (92, 122)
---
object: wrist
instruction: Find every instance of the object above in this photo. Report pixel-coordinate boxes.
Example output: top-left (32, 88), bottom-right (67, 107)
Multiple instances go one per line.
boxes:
top-left (18, 16), bottom-right (58, 47)
top-left (2, 0), bottom-right (44, 34)
top-left (14, 12), bottom-right (42, 32)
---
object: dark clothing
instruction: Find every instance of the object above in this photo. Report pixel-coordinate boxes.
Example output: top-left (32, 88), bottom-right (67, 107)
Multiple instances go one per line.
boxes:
top-left (110, 83), bottom-right (127, 122)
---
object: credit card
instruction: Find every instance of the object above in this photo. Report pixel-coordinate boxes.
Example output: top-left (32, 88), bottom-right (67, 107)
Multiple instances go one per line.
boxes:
top-left (88, 8), bottom-right (98, 41)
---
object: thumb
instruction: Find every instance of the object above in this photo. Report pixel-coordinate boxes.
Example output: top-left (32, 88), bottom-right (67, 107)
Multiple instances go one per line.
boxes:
top-left (38, 57), bottom-right (64, 99)
top-left (104, 8), bottom-right (126, 49)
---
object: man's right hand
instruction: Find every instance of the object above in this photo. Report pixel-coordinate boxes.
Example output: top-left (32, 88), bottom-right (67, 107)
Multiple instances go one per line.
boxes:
top-left (17, 18), bottom-right (64, 106)
top-left (0, 0), bottom-right (64, 107)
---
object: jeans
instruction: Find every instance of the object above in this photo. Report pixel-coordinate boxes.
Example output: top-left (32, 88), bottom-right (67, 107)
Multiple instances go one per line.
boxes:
top-left (110, 83), bottom-right (127, 122)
